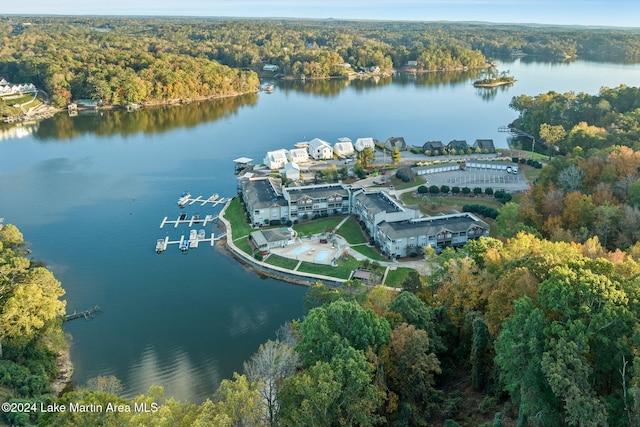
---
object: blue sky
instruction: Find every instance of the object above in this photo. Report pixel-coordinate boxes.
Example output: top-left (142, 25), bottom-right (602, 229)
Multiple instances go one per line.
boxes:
top-left (5, 0), bottom-right (639, 28)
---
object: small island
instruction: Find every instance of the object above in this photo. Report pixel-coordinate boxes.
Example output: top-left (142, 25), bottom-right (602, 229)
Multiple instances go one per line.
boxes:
top-left (473, 68), bottom-right (516, 87)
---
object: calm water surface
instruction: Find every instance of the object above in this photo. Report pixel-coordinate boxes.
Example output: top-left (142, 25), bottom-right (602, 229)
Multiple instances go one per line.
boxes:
top-left (1, 58), bottom-right (640, 402)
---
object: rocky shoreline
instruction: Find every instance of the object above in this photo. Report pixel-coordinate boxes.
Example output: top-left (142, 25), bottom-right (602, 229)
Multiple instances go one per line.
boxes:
top-left (50, 350), bottom-right (74, 396)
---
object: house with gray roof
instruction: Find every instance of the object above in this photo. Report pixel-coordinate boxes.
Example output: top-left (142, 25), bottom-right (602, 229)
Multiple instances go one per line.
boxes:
top-left (249, 227), bottom-right (295, 253)
top-left (376, 213), bottom-right (489, 258)
top-left (385, 136), bottom-right (407, 151)
top-left (473, 139), bottom-right (496, 153)
top-left (447, 140), bottom-right (469, 153)
top-left (352, 189), bottom-right (419, 238)
top-left (354, 137), bottom-right (375, 152)
top-left (422, 140), bottom-right (445, 154)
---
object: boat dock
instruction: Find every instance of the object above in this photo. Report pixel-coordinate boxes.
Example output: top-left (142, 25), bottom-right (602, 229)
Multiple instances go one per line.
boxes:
top-left (64, 305), bottom-right (101, 322)
top-left (160, 214), bottom-right (217, 229)
top-left (156, 232), bottom-right (226, 253)
top-left (178, 193), bottom-right (226, 208)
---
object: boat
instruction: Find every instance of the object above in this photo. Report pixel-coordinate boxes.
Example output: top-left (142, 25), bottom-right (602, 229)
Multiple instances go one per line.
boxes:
top-left (189, 229), bottom-right (198, 248)
top-left (178, 191), bottom-right (191, 207)
top-left (197, 229), bottom-right (206, 240)
top-left (193, 213), bottom-right (200, 221)
top-left (261, 83), bottom-right (274, 92)
top-left (179, 239), bottom-right (189, 252)
top-left (179, 213), bottom-right (187, 221)
top-left (156, 239), bottom-right (166, 253)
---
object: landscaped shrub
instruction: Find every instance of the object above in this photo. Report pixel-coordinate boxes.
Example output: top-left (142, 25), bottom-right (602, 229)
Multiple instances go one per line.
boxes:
top-left (452, 186), bottom-right (460, 194)
top-left (396, 167), bottom-right (416, 182)
top-left (462, 204), bottom-right (499, 219)
top-left (417, 185), bottom-right (428, 194)
top-left (440, 185), bottom-right (450, 194)
top-left (494, 190), bottom-right (512, 203)
top-left (462, 187), bottom-right (471, 195)
top-left (473, 187), bottom-right (483, 195)
top-left (484, 187), bottom-right (494, 196)
top-left (429, 185), bottom-right (440, 195)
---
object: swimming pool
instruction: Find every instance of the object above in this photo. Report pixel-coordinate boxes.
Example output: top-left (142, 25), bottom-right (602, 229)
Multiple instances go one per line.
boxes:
top-left (290, 245), bottom-right (311, 256)
top-left (315, 251), bottom-right (330, 262)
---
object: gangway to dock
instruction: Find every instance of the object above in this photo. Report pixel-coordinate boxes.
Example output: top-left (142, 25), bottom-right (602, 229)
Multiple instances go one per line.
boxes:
top-left (160, 214), bottom-right (216, 229)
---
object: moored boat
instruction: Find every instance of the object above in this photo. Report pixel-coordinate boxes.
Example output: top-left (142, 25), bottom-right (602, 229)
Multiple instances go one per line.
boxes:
top-left (178, 191), bottom-right (191, 207)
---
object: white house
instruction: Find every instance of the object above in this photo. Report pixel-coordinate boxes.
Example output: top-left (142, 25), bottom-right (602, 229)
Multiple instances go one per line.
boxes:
top-left (281, 162), bottom-right (301, 182)
top-left (262, 64), bottom-right (279, 72)
top-left (334, 141), bottom-right (355, 158)
top-left (264, 149), bottom-right (289, 170)
top-left (287, 148), bottom-right (309, 163)
top-left (354, 137), bottom-right (375, 152)
top-left (307, 138), bottom-right (333, 160)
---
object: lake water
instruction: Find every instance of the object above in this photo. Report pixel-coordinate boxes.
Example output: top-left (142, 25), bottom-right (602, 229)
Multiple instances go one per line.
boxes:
top-left (1, 57), bottom-right (640, 402)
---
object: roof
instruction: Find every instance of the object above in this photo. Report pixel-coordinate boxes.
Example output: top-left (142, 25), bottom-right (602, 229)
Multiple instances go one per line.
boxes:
top-left (289, 148), bottom-right (308, 156)
top-left (250, 230), bottom-right (269, 248)
top-left (261, 227), bottom-right (293, 243)
top-left (386, 136), bottom-right (406, 147)
top-left (474, 139), bottom-right (495, 149)
top-left (308, 138), bottom-right (332, 150)
top-left (378, 213), bottom-right (489, 240)
top-left (242, 178), bottom-right (288, 209)
top-left (355, 191), bottom-right (404, 215)
top-left (353, 269), bottom-right (372, 280)
top-left (266, 149), bottom-right (289, 160)
top-left (337, 137), bottom-right (352, 143)
top-left (283, 162), bottom-right (300, 171)
top-left (447, 140), bottom-right (468, 149)
top-left (422, 140), bottom-right (444, 150)
top-left (234, 157), bottom-right (254, 164)
top-left (334, 141), bottom-right (354, 151)
top-left (284, 183), bottom-right (349, 202)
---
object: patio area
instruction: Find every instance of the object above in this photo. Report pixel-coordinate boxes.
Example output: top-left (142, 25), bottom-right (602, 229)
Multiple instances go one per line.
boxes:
top-left (270, 237), bottom-right (345, 265)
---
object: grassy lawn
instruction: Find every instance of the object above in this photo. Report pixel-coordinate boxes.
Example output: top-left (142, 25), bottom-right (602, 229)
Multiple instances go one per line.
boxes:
top-left (384, 267), bottom-right (414, 287)
top-left (401, 192), bottom-right (502, 216)
top-left (297, 255), bottom-right (361, 280)
top-left (293, 215), bottom-right (346, 236)
top-left (521, 164), bottom-right (541, 181)
top-left (224, 197), bottom-right (257, 239)
top-left (234, 237), bottom-right (254, 256)
top-left (265, 254), bottom-right (299, 270)
top-left (389, 175), bottom-right (426, 190)
top-left (351, 245), bottom-right (387, 262)
top-left (336, 216), bottom-right (368, 244)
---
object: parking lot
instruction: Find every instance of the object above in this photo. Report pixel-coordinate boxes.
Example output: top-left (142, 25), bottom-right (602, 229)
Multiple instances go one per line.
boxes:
top-left (420, 168), bottom-right (530, 192)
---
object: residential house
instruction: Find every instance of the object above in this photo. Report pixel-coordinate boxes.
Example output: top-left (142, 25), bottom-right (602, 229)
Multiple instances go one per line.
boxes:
top-left (307, 138), bottom-right (333, 160)
top-left (376, 213), bottom-right (490, 258)
top-left (384, 136), bottom-right (407, 151)
top-left (262, 64), bottom-right (279, 72)
top-left (334, 140), bottom-right (355, 158)
top-left (287, 148), bottom-right (309, 163)
top-left (473, 139), bottom-right (496, 153)
top-left (422, 140), bottom-right (445, 155)
top-left (407, 60), bottom-right (418, 67)
top-left (281, 162), bottom-right (301, 182)
top-left (264, 149), bottom-right (289, 170)
top-left (241, 177), bottom-right (289, 226)
top-left (283, 183), bottom-right (351, 221)
top-left (354, 137), bottom-right (375, 152)
top-left (447, 140), bottom-right (469, 153)
top-left (352, 189), bottom-right (419, 238)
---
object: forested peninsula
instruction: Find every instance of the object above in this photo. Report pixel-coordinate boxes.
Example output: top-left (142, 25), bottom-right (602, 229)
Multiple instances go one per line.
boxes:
top-left (2, 17), bottom-right (640, 109)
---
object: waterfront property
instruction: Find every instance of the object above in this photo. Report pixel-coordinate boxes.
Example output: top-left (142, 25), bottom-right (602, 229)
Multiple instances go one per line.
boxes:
top-left (281, 162), bottom-right (301, 181)
top-left (422, 140), bottom-right (445, 154)
top-left (376, 212), bottom-right (490, 258)
top-left (241, 177), bottom-right (289, 226)
top-left (385, 136), bottom-right (407, 151)
top-left (263, 149), bottom-right (289, 169)
top-left (473, 139), bottom-right (496, 153)
top-left (333, 140), bottom-right (355, 158)
top-left (354, 137), bottom-right (375, 152)
top-left (249, 227), bottom-right (295, 253)
top-left (448, 139), bottom-right (469, 153)
top-left (307, 138), bottom-right (333, 160)
top-left (352, 189), bottom-right (420, 238)
top-left (287, 148), bottom-right (309, 163)
top-left (283, 183), bottom-right (352, 221)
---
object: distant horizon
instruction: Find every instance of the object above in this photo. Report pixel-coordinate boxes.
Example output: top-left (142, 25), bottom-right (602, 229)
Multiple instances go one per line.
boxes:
top-left (3, 1), bottom-right (639, 29)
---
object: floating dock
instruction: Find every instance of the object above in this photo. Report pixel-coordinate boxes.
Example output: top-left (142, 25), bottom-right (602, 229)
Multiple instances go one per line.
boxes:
top-left (64, 305), bottom-right (101, 322)
top-left (155, 232), bottom-right (226, 253)
top-left (178, 193), bottom-right (226, 208)
top-left (160, 214), bottom-right (216, 229)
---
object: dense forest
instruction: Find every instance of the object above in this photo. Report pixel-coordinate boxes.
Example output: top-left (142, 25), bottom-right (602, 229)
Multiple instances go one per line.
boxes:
top-left (2, 17), bottom-right (640, 108)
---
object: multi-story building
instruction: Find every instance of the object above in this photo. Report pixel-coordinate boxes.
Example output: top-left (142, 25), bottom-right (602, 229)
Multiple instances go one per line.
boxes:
top-left (352, 189), bottom-right (420, 238)
top-left (263, 149), bottom-right (289, 169)
top-left (376, 213), bottom-right (490, 258)
top-left (307, 138), bottom-right (334, 160)
top-left (241, 177), bottom-right (289, 226)
top-left (283, 183), bottom-right (351, 221)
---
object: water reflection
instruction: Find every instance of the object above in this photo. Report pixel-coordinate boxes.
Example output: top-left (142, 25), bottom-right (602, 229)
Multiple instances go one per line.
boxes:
top-left (0, 122), bottom-right (38, 142)
top-left (33, 93), bottom-right (259, 141)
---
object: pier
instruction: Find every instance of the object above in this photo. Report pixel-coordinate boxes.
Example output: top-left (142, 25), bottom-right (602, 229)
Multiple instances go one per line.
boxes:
top-left (155, 232), bottom-right (226, 253)
top-left (178, 193), bottom-right (226, 208)
top-left (64, 305), bottom-right (101, 322)
top-left (160, 214), bottom-right (217, 228)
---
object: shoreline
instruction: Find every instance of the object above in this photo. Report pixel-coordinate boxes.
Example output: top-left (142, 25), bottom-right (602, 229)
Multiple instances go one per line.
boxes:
top-left (51, 349), bottom-right (74, 396)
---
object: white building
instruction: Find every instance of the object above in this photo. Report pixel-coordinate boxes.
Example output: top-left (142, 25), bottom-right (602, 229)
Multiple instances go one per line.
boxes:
top-left (307, 138), bottom-right (333, 160)
top-left (333, 140), bottom-right (355, 158)
top-left (287, 148), bottom-right (309, 163)
top-left (263, 149), bottom-right (289, 170)
top-left (281, 162), bottom-right (301, 182)
top-left (354, 137), bottom-right (375, 152)
top-left (352, 189), bottom-right (420, 238)
top-left (262, 64), bottom-right (279, 72)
